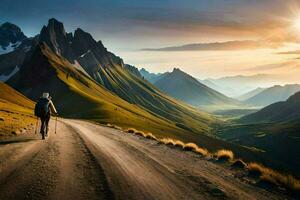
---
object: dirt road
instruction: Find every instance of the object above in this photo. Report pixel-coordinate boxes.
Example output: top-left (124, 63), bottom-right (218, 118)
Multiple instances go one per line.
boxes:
top-left (0, 119), bottom-right (290, 200)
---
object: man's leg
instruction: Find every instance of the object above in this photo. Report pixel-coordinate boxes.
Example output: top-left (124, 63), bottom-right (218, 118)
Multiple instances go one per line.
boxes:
top-left (40, 117), bottom-right (45, 139)
top-left (45, 114), bottom-right (50, 136)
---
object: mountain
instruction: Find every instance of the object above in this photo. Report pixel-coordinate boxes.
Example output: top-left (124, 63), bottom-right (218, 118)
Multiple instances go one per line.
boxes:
top-left (154, 68), bottom-right (238, 107)
top-left (202, 74), bottom-right (281, 97)
top-left (7, 19), bottom-right (217, 137)
top-left (0, 22), bottom-right (27, 54)
top-left (237, 87), bottom-right (265, 101)
top-left (139, 68), bottom-right (162, 83)
top-left (0, 22), bottom-right (34, 82)
top-left (240, 91), bottom-right (300, 123)
top-left (244, 84), bottom-right (300, 107)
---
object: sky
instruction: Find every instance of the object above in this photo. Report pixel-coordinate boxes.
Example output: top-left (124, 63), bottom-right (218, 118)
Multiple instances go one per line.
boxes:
top-left (1, 0), bottom-right (300, 81)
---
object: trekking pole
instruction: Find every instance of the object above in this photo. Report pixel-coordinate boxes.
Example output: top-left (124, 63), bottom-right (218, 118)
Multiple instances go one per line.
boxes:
top-left (35, 117), bottom-right (39, 134)
top-left (55, 116), bottom-right (58, 134)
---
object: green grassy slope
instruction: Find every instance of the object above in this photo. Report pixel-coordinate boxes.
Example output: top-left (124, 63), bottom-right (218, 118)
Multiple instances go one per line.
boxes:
top-left (8, 43), bottom-right (216, 137)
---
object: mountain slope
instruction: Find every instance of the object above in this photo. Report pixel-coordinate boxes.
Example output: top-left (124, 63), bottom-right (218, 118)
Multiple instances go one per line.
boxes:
top-left (244, 84), bottom-right (300, 107)
top-left (0, 82), bottom-right (35, 137)
top-left (0, 22), bottom-right (27, 53)
top-left (139, 68), bottom-right (162, 83)
top-left (154, 68), bottom-right (238, 107)
top-left (22, 18), bottom-right (215, 134)
top-left (237, 87), bottom-right (265, 101)
top-left (0, 23), bottom-right (34, 81)
top-left (203, 74), bottom-right (280, 97)
top-left (8, 43), bottom-right (215, 137)
top-left (240, 91), bottom-right (300, 123)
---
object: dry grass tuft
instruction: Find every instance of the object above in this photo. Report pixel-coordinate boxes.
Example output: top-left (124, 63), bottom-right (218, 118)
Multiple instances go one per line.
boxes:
top-left (174, 140), bottom-right (185, 149)
top-left (247, 162), bottom-right (265, 176)
top-left (231, 159), bottom-right (247, 169)
top-left (107, 124), bottom-right (122, 130)
top-left (215, 149), bottom-right (234, 161)
top-left (247, 162), bottom-right (300, 192)
top-left (126, 128), bottom-right (137, 134)
top-left (195, 147), bottom-right (209, 156)
top-left (145, 133), bottom-right (157, 140)
top-left (134, 131), bottom-right (146, 137)
top-left (158, 138), bottom-right (175, 146)
top-left (183, 143), bottom-right (198, 152)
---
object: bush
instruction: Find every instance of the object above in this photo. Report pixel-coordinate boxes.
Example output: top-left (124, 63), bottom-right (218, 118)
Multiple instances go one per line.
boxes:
top-left (215, 149), bottom-right (234, 161)
top-left (195, 147), bottom-right (209, 156)
top-left (183, 143), bottom-right (198, 152)
top-left (126, 128), bottom-right (137, 134)
top-left (135, 131), bottom-right (146, 137)
top-left (247, 162), bottom-right (265, 176)
top-left (145, 133), bottom-right (157, 140)
top-left (158, 138), bottom-right (175, 146)
top-left (174, 140), bottom-right (185, 149)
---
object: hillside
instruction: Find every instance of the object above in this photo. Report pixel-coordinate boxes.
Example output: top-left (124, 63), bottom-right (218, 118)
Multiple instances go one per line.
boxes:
top-left (237, 87), bottom-right (265, 101)
top-left (0, 82), bottom-right (35, 137)
top-left (139, 68), bottom-right (162, 83)
top-left (154, 68), bottom-right (238, 108)
top-left (244, 84), bottom-right (300, 107)
top-left (240, 91), bottom-right (300, 123)
top-left (8, 42), bottom-right (217, 138)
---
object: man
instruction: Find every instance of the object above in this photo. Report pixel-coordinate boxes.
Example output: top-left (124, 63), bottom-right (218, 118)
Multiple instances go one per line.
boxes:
top-left (34, 93), bottom-right (58, 139)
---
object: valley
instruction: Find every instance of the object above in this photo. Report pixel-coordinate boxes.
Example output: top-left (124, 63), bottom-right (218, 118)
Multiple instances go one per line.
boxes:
top-left (1, 17), bottom-right (300, 200)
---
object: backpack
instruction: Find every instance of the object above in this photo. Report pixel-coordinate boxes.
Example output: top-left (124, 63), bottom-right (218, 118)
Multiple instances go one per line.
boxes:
top-left (34, 98), bottom-right (50, 118)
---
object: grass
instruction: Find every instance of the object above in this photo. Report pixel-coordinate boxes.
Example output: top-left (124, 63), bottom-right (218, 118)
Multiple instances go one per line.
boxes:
top-left (116, 125), bottom-right (300, 194)
top-left (215, 149), bottom-right (234, 161)
top-left (0, 83), bottom-right (36, 137)
top-left (183, 143), bottom-right (198, 151)
top-left (248, 162), bottom-right (300, 193)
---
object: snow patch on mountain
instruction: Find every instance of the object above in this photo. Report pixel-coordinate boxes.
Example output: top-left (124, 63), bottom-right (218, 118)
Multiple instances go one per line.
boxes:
top-left (0, 41), bottom-right (21, 55)
top-left (79, 50), bottom-right (91, 58)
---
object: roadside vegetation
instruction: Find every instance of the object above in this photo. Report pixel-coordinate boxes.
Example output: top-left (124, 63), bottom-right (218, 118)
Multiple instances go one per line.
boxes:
top-left (105, 124), bottom-right (300, 195)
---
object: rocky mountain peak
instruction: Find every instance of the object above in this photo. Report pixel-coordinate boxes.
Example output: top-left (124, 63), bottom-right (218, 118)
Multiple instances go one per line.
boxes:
top-left (0, 22), bottom-right (27, 47)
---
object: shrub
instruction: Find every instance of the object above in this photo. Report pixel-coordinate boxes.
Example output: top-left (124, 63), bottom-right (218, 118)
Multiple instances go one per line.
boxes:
top-left (183, 143), bottom-right (198, 152)
top-left (174, 140), bottom-right (185, 149)
top-left (231, 159), bottom-right (247, 169)
top-left (158, 138), bottom-right (175, 146)
top-left (247, 162), bottom-right (265, 176)
top-left (195, 147), bottom-right (209, 156)
top-left (126, 128), bottom-right (137, 134)
top-left (135, 131), bottom-right (146, 137)
top-left (215, 149), bottom-right (234, 161)
top-left (145, 133), bottom-right (157, 140)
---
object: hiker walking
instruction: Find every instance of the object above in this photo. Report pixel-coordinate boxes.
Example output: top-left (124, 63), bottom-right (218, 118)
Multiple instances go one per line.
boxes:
top-left (34, 93), bottom-right (58, 140)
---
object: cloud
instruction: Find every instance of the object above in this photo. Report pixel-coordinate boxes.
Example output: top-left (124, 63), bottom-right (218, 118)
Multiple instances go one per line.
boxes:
top-left (277, 50), bottom-right (300, 55)
top-left (142, 40), bottom-right (280, 51)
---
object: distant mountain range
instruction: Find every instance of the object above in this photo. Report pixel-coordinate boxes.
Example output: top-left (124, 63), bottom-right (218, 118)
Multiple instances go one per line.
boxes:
top-left (237, 87), bottom-right (265, 101)
top-left (243, 84), bottom-right (300, 107)
top-left (2, 18), bottom-right (216, 137)
top-left (139, 68), bottom-right (162, 83)
top-left (241, 91), bottom-right (300, 123)
top-left (200, 74), bottom-right (282, 97)
top-left (153, 68), bottom-right (238, 107)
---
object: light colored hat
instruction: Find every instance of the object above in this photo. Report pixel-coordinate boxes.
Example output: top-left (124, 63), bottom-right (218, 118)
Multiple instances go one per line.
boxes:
top-left (42, 93), bottom-right (49, 98)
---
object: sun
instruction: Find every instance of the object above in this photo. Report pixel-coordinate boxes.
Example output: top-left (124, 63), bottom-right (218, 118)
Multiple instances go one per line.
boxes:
top-left (294, 17), bottom-right (300, 31)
